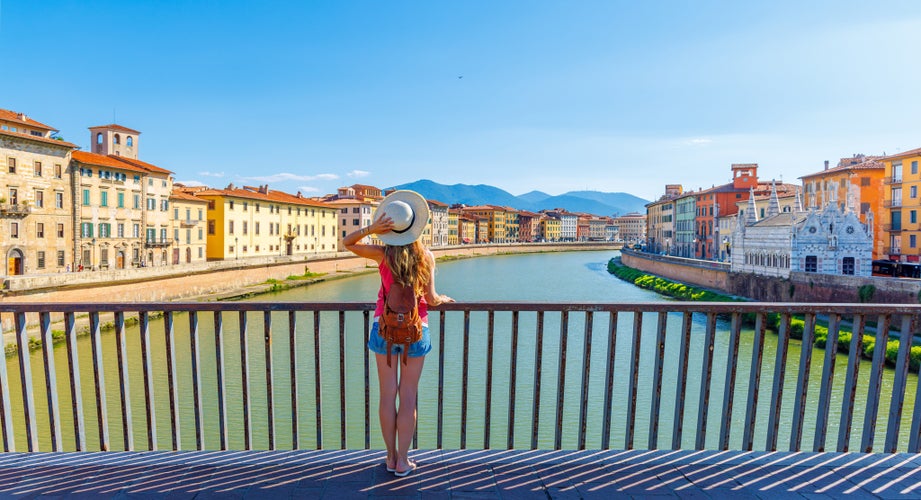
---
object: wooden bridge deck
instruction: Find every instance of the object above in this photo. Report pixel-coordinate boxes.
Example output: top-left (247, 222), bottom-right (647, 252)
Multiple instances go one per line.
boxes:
top-left (1, 449), bottom-right (920, 499)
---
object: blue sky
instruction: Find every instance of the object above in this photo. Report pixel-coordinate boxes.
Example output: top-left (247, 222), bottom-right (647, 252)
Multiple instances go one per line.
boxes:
top-left (2, 1), bottom-right (919, 201)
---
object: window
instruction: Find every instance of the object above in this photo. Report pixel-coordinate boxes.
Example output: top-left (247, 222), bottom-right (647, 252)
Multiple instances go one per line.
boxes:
top-left (243, 221), bottom-right (248, 235)
top-left (34, 190), bottom-right (43, 208)
top-left (913, 186), bottom-right (918, 199)
top-left (198, 228), bottom-right (203, 240)
top-left (198, 209), bottom-right (203, 220)
top-left (133, 224), bottom-right (140, 238)
top-left (7, 157), bottom-right (15, 173)
top-left (37, 251), bottom-right (45, 269)
top-left (127, 136), bottom-right (133, 147)
top-left (842, 257), bottom-right (855, 275)
top-left (57, 251), bottom-right (65, 267)
top-left (174, 208), bottom-right (179, 219)
top-left (118, 223), bottom-right (124, 238)
top-left (353, 218), bottom-right (360, 226)
top-left (54, 164), bottom-right (62, 178)
top-left (57, 223), bottom-right (64, 238)
top-left (36, 223), bottom-right (44, 238)
top-left (147, 198), bottom-right (155, 210)
top-left (256, 203), bottom-right (260, 212)
top-left (114, 133), bottom-right (121, 145)
top-left (228, 220), bottom-right (234, 234)
top-left (255, 222), bottom-right (260, 235)
top-left (912, 235), bottom-right (918, 248)
top-left (33, 161), bottom-right (42, 176)
top-left (82, 189), bottom-right (90, 206)
top-left (805, 255), bottom-right (818, 273)
top-left (160, 199), bottom-right (169, 211)
top-left (912, 211), bottom-right (917, 224)
top-left (208, 220), bottom-right (215, 235)
top-left (96, 133), bottom-right (103, 145)
top-left (55, 192), bottom-right (63, 209)
top-left (914, 161), bottom-right (919, 175)
top-left (134, 194), bottom-right (141, 209)
top-left (243, 202), bottom-right (248, 211)
top-left (100, 191), bottom-right (108, 207)
top-left (99, 223), bottom-right (110, 238)
top-left (10, 222), bottom-right (18, 238)
top-left (81, 222), bottom-right (93, 238)
top-left (174, 228), bottom-right (179, 241)
top-left (160, 228), bottom-right (167, 242)
top-left (229, 200), bottom-right (234, 210)
top-left (117, 192), bottom-right (124, 208)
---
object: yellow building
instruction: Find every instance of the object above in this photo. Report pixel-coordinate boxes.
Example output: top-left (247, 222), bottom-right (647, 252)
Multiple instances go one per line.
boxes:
top-left (463, 205), bottom-right (508, 243)
top-left (447, 209), bottom-right (459, 245)
top-left (880, 147), bottom-right (921, 261)
top-left (170, 190), bottom-right (208, 264)
top-left (539, 217), bottom-right (562, 242)
top-left (1, 109), bottom-right (76, 275)
top-left (196, 184), bottom-right (337, 260)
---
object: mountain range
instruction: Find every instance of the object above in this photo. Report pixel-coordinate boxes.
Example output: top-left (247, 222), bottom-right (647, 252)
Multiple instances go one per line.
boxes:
top-left (388, 179), bottom-right (649, 216)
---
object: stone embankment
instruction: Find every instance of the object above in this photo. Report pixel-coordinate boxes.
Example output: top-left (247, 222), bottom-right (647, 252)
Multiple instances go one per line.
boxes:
top-left (1, 242), bottom-right (621, 304)
top-left (621, 249), bottom-right (921, 304)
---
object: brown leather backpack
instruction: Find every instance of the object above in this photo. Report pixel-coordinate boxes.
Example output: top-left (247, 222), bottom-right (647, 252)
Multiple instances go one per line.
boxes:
top-left (379, 280), bottom-right (423, 366)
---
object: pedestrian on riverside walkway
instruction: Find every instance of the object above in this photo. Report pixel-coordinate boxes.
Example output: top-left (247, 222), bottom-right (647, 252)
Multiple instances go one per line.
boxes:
top-left (343, 190), bottom-right (454, 477)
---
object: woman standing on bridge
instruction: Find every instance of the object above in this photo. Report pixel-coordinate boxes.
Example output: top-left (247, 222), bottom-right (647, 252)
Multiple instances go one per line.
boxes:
top-left (343, 190), bottom-right (454, 477)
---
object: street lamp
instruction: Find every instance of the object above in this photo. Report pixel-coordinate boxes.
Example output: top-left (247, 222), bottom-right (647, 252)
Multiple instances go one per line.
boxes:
top-left (235, 236), bottom-right (239, 260)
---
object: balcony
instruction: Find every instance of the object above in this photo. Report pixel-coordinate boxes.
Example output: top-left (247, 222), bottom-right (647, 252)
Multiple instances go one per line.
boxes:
top-left (284, 231), bottom-right (297, 239)
top-left (0, 203), bottom-right (31, 217)
top-left (884, 199), bottom-right (903, 208)
top-left (144, 238), bottom-right (172, 248)
top-left (885, 246), bottom-right (902, 255)
top-left (2, 301), bottom-right (920, 456)
top-left (883, 224), bottom-right (902, 232)
top-left (180, 219), bottom-right (198, 228)
top-left (884, 176), bottom-right (903, 185)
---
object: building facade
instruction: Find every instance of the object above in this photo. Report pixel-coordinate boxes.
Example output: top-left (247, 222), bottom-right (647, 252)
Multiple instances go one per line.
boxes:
top-left (1, 109), bottom-right (76, 276)
top-left (880, 147), bottom-right (921, 262)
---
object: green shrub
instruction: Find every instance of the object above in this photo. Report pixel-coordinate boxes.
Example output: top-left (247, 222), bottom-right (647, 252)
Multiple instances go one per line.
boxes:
top-left (858, 284), bottom-right (876, 303)
top-left (911, 346), bottom-right (921, 371)
top-left (885, 340), bottom-right (901, 365)
top-left (838, 331), bottom-right (853, 352)
top-left (863, 336), bottom-right (876, 358)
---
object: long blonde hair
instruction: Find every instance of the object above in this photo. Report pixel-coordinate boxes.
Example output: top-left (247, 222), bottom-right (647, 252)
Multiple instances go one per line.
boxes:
top-left (384, 240), bottom-right (431, 296)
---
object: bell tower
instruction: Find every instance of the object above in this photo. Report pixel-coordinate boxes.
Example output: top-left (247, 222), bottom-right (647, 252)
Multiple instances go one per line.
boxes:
top-left (88, 124), bottom-right (140, 159)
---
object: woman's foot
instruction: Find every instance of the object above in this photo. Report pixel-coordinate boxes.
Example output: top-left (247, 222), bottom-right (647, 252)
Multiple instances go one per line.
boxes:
top-left (385, 453), bottom-right (397, 472)
top-left (393, 458), bottom-right (416, 477)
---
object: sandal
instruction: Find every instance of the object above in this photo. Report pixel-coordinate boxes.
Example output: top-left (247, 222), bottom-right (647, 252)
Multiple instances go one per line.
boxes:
top-left (393, 462), bottom-right (417, 477)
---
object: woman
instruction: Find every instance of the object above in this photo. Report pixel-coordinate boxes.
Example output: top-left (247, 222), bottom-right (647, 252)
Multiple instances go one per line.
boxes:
top-left (343, 190), bottom-right (453, 477)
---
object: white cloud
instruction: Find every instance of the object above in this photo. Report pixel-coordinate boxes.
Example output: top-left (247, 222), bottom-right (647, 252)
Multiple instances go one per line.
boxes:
top-left (175, 180), bottom-right (206, 187)
top-left (242, 172), bottom-right (339, 183)
top-left (685, 138), bottom-right (713, 146)
top-left (347, 169), bottom-right (371, 178)
top-left (199, 171), bottom-right (225, 177)
top-left (297, 186), bottom-right (321, 193)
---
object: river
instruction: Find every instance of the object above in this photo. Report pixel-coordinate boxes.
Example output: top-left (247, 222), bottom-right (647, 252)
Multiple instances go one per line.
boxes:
top-left (3, 250), bottom-right (917, 451)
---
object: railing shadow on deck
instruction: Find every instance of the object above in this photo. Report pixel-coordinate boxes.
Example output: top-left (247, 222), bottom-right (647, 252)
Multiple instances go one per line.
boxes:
top-left (1, 302), bottom-right (920, 455)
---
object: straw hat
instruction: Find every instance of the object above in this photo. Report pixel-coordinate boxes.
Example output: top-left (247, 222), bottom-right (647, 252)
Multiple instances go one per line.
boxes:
top-left (374, 190), bottom-right (430, 246)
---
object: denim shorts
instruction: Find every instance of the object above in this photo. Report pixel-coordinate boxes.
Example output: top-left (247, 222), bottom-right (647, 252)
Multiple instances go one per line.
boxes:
top-left (367, 320), bottom-right (431, 358)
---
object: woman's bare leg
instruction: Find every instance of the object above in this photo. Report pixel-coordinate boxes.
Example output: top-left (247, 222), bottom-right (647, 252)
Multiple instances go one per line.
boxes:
top-left (395, 355), bottom-right (425, 473)
top-left (375, 353), bottom-right (399, 470)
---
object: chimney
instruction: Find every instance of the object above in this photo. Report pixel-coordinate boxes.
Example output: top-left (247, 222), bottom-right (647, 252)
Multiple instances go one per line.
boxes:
top-left (824, 160), bottom-right (829, 170)
top-left (17, 113), bottom-right (26, 121)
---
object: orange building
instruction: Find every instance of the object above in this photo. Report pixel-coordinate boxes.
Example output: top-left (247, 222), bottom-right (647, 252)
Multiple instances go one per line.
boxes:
top-left (800, 155), bottom-right (885, 259)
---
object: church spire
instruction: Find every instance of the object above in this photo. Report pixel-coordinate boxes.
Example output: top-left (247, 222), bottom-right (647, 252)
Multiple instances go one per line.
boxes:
top-left (745, 186), bottom-right (758, 226)
top-left (767, 180), bottom-right (780, 217)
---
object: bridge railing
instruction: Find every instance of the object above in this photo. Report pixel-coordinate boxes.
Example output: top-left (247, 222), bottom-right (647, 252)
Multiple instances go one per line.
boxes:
top-left (1, 302), bottom-right (920, 453)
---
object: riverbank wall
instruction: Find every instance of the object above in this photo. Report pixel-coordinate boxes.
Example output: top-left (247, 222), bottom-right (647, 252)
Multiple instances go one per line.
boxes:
top-left (1, 242), bottom-right (620, 304)
top-left (621, 249), bottom-right (921, 304)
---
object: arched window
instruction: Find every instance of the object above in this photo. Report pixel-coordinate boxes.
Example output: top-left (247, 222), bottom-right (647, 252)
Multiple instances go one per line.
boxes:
top-left (127, 136), bottom-right (133, 147)
top-left (114, 134), bottom-right (121, 145)
top-left (96, 133), bottom-right (103, 144)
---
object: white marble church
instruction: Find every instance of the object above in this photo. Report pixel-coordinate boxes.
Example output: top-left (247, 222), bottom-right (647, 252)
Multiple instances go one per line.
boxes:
top-left (731, 182), bottom-right (873, 278)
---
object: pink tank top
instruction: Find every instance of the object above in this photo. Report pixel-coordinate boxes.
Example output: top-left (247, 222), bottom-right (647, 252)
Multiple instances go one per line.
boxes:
top-left (375, 260), bottom-right (428, 323)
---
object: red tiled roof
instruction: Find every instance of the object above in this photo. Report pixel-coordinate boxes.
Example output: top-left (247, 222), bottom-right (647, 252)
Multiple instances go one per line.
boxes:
top-left (89, 124), bottom-right (141, 134)
top-left (0, 108), bottom-right (55, 131)
top-left (72, 151), bottom-right (149, 174)
top-left (799, 160), bottom-right (884, 179)
top-left (111, 155), bottom-right (173, 175)
top-left (0, 128), bottom-right (77, 148)
top-left (169, 191), bottom-right (209, 203)
top-left (880, 147), bottom-right (921, 161)
top-left (194, 187), bottom-right (335, 209)
top-left (427, 199), bottom-right (448, 207)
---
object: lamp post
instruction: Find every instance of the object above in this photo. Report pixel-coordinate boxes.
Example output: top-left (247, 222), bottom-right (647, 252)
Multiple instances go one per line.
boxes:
top-left (235, 236), bottom-right (239, 260)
